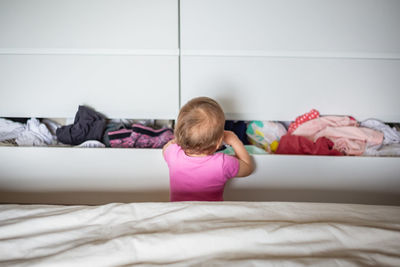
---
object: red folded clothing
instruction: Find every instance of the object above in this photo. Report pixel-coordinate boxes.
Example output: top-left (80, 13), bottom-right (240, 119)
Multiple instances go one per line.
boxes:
top-left (275, 134), bottom-right (343, 156)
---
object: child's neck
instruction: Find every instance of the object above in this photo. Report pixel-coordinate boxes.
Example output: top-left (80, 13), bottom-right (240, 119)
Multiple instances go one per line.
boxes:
top-left (185, 152), bottom-right (211, 157)
top-left (185, 144), bottom-right (219, 157)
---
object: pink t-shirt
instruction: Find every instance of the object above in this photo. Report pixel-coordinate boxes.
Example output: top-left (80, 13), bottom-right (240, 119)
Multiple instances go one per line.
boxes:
top-left (163, 143), bottom-right (239, 201)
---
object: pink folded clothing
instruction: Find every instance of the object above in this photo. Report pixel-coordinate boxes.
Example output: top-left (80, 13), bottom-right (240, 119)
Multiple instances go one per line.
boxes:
top-left (314, 126), bottom-right (384, 156)
top-left (292, 116), bottom-right (358, 139)
top-left (275, 134), bottom-right (343, 156)
top-left (292, 116), bottom-right (384, 156)
top-left (287, 109), bottom-right (320, 134)
top-left (332, 138), bottom-right (366, 156)
top-left (108, 124), bottom-right (174, 148)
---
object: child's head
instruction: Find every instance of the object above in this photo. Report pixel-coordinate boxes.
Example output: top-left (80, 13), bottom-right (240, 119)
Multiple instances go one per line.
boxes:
top-left (175, 97), bottom-right (225, 155)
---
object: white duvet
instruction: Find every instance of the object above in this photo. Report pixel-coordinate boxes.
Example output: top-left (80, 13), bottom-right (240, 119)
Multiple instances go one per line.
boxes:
top-left (0, 202), bottom-right (399, 266)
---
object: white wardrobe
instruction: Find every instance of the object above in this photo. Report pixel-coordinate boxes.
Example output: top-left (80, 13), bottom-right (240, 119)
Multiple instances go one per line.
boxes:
top-left (0, 0), bottom-right (399, 205)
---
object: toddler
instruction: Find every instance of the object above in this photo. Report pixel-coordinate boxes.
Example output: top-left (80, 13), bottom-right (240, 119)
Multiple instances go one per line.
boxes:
top-left (163, 96), bottom-right (254, 201)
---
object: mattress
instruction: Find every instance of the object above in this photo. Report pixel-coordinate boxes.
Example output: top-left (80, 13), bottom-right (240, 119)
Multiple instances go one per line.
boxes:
top-left (0, 201), bottom-right (399, 266)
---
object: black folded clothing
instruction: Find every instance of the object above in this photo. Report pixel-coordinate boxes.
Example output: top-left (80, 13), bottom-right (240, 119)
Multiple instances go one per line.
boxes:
top-left (56, 106), bottom-right (106, 145)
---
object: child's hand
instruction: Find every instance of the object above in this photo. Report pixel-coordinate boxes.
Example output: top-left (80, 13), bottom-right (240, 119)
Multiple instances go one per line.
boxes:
top-left (223, 130), bottom-right (255, 177)
top-left (223, 130), bottom-right (240, 146)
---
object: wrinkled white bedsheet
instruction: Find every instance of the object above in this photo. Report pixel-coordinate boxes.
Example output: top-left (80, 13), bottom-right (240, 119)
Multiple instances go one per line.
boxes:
top-left (0, 202), bottom-right (399, 266)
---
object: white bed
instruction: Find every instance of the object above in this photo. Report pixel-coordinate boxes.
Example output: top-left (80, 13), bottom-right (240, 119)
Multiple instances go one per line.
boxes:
top-left (0, 201), bottom-right (399, 266)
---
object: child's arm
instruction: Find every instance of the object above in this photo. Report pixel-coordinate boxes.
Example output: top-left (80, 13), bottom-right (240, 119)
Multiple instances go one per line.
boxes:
top-left (223, 130), bottom-right (255, 177)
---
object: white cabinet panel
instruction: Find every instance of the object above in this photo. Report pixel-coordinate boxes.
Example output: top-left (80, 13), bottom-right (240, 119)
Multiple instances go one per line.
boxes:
top-left (0, 55), bottom-right (179, 118)
top-left (0, 147), bottom-right (170, 191)
top-left (225, 155), bottom-right (400, 205)
top-left (181, 0), bottom-right (400, 56)
top-left (0, 0), bottom-right (179, 119)
top-left (0, 0), bottom-right (178, 50)
top-left (1, 147), bottom-right (399, 205)
top-left (180, 0), bottom-right (400, 121)
top-left (182, 56), bottom-right (400, 122)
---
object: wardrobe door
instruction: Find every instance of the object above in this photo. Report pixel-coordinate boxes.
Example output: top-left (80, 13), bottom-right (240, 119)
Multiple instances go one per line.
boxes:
top-left (180, 0), bottom-right (400, 121)
top-left (0, 0), bottom-right (179, 119)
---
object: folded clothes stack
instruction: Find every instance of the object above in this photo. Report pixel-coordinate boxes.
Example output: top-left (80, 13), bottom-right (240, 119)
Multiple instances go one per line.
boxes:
top-left (1, 106), bottom-right (399, 156)
top-left (0, 105), bottom-right (174, 149)
top-left (222, 109), bottom-right (400, 157)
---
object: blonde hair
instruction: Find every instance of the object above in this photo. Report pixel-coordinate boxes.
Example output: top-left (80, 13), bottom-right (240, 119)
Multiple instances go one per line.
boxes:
top-left (175, 97), bottom-right (225, 155)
